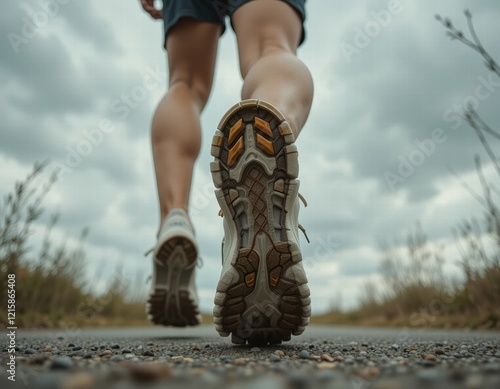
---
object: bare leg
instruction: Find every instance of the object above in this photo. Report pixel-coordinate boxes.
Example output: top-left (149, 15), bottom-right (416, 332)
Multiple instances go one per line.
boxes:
top-left (231, 0), bottom-right (314, 138)
top-left (152, 19), bottom-right (220, 225)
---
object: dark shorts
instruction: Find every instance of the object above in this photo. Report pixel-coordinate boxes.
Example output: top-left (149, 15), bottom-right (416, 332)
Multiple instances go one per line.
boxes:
top-left (161, 0), bottom-right (306, 48)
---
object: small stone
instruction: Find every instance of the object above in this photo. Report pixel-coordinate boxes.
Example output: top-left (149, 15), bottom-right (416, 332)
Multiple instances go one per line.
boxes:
top-left (192, 345), bottom-right (201, 351)
top-left (274, 350), bottom-right (285, 356)
top-left (24, 348), bottom-right (36, 355)
top-left (184, 357), bottom-right (194, 363)
top-left (111, 344), bottom-right (120, 349)
top-left (334, 355), bottom-right (344, 362)
top-left (123, 353), bottom-right (135, 360)
top-left (344, 357), bottom-right (355, 364)
top-left (83, 353), bottom-right (92, 359)
top-left (110, 355), bottom-right (124, 362)
top-left (51, 356), bottom-right (74, 370)
top-left (121, 362), bottom-right (171, 382)
top-left (62, 372), bottom-right (95, 389)
top-left (68, 343), bottom-right (76, 348)
top-left (171, 356), bottom-right (184, 360)
top-left (317, 362), bottom-right (335, 369)
top-left (71, 351), bottom-right (85, 357)
top-left (121, 349), bottom-right (132, 354)
top-left (28, 355), bottom-right (49, 365)
top-left (391, 344), bottom-right (400, 350)
top-left (417, 369), bottom-right (442, 382)
top-left (435, 348), bottom-right (445, 355)
top-left (270, 354), bottom-right (281, 362)
top-left (72, 346), bottom-right (83, 351)
top-left (361, 366), bottom-right (380, 379)
top-left (321, 353), bottom-right (334, 362)
top-left (359, 351), bottom-right (367, 357)
top-left (298, 350), bottom-right (310, 359)
top-left (44, 345), bottom-right (53, 352)
top-left (143, 350), bottom-right (155, 357)
top-left (100, 350), bottom-right (113, 357)
top-left (234, 358), bottom-right (248, 366)
top-left (250, 347), bottom-right (260, 352)
top-left (309, 344), bottom-right (315, 349)
top-left (424, 354), bottom-right (437, 362)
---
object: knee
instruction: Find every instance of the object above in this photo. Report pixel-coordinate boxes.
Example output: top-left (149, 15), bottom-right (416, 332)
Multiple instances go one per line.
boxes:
top-left (169, 76), bottom-right (212, 111)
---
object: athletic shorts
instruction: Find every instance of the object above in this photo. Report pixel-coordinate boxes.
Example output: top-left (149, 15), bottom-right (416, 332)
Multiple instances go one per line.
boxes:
top-left (161, 0), bottom-right (307, 48)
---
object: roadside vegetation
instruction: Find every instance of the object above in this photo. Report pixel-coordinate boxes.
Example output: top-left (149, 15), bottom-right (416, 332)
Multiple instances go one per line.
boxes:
top-left (0, 163), bottom-right (149, 328)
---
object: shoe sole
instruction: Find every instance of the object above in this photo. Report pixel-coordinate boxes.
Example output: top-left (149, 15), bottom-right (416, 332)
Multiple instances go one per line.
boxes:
top-left (210, 99), bottom-right (311, 345)
top-left (147, 236), bottom-right (200, 327)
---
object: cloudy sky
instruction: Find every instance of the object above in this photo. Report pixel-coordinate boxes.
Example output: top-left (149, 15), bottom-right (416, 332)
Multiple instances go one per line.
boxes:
top-left (2, 0), bottom-right (500, 315)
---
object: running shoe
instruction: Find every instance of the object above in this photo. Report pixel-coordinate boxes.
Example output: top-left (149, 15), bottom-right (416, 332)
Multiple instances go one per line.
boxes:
top-left (147, 208), bottom-right (201, 327)
top-left (210, 99), bottom-right (311, 345)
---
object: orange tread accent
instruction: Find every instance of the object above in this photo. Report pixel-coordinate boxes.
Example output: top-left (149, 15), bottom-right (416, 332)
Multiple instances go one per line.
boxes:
top-left (256, 134), bottom-right (275, 155)
top-left (228, 137), bottom-right (244, 166)
top-left (228, 118), bottom-right (244, 145)
top-left (245, 273), bottom-right (255, 287)
top-left (254, 117), bottom-right (272, 137)
top-left (270, 275), bottom-right (279, 287)
top-left (213, 136), bottom-right (222, 147)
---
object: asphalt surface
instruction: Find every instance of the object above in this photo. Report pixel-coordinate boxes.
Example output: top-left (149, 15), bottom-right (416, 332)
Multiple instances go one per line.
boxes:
top-left (2, 325), bottom-right (500, 389)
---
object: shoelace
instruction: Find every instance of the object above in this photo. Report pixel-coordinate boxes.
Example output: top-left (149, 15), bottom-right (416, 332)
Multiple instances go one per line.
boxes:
top-left (218, 193), bottom-right (310, 243)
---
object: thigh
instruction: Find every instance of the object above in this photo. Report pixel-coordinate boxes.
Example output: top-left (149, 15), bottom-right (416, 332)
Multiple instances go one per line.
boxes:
top-left (230, 0), bottom-right (304, 77)
top-left (166, 18), bottom-right (221, 103)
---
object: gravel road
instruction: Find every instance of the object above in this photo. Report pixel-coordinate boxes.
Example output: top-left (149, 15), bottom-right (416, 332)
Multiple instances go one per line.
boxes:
top-left (2, 325), bottom-right (500, 389)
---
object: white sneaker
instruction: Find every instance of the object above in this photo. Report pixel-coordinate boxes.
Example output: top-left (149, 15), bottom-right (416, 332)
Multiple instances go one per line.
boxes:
top-left (147, 208), bottom-right (201, 327)
top-left (210, 99), bottom-right (311, 345)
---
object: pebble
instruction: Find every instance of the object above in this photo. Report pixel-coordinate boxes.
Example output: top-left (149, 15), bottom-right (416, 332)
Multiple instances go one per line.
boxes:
top-left (121, 348), bottom-right (132, 354)
top-left (62, 372), bottom-right (95, 389)
top-left (317, 362), bottom-right (336, 369)
top-left (391, 344), bottom-right (400, 350)
top-left (298, 350), bottom-right (310, 359)
top-left (321, 353), bottom-right (334, 362)
top-left (121, 362), bottom-right (171, 382)
top-left (99, 350), bottom-right (113, 357)
top-left (110, 355), bottom-right (124, 362)
top-left (250, 347), bottom-right (260, 352)
top-left (111, 344), bottom-right (120, 349)
top-left (361, 366), bottom-right (381, 379)
top-left (423, 353), bottom-right (437, 362)
top-left (51, 356), bottom-right (74, 370)
top-left (274, 350), bottom-right (285, 356)
top-left (143, 350), bottom-right (155, 357)
top-left (234, 358), bottom-right (248, 366)
top-left (24, 348), bottom-right (36, 354)
top-left (72, 346), bottom-right (83, 351)
top-left (269, 354), bottom-right (281, 362)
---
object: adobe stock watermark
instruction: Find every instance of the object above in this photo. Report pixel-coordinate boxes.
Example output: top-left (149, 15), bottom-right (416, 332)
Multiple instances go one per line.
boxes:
top-left (340, 0), bottom-right (409, 64)
top-left (303, 233), bottom-right (340, 273)
top-left (443, 73), bottom-right (500, 130)
top-left (384, 129), bottom-right (447, 191)
top-left (8, 0), bottom-right (74, 54)
top-left (50, 65), bottom-right (166, 180)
